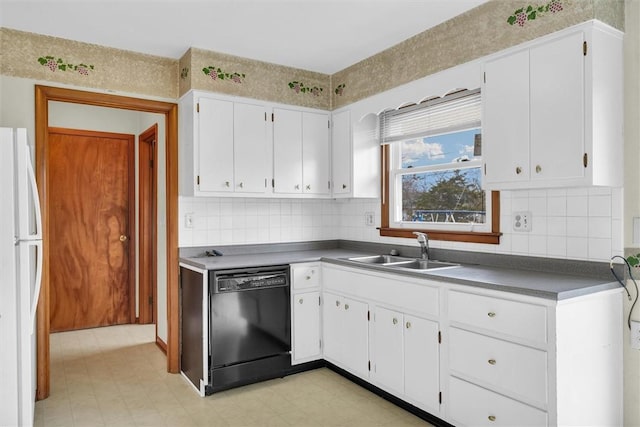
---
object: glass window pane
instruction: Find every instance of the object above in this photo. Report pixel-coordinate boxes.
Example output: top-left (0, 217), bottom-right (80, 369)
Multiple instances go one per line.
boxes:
top-left (401, 128), bottom-right (480, 168)
top-left (401, 167), bottom-right (485, 224)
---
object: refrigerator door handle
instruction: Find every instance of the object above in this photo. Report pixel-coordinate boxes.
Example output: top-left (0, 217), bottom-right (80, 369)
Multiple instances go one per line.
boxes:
top-left (30, 240), bottom-right (43, 333)
top-left (26, 154), bottom-right (42, 240)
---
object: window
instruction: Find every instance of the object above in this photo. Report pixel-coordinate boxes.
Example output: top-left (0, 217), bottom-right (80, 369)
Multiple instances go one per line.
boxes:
top-left (379, 89), bottom-right (501, 244)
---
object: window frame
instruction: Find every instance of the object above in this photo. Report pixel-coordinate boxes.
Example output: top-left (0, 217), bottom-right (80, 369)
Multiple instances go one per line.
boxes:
top-left (380, 143), bottom-right (501, 244)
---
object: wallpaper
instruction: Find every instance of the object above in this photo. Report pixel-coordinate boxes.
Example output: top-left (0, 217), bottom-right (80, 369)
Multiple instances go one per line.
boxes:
top-left (0, 28), bottom-right (179, 99)
top-left (0, 0), bottom-right (624, 109)
top-left (180, 47), bottom-right (331, 109)
top-left (330, 0), bottom-right (625, 109)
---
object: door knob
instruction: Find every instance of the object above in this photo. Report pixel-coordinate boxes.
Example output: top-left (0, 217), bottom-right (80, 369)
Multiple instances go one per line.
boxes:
top-left (119, 235), bottom-right (128, 242)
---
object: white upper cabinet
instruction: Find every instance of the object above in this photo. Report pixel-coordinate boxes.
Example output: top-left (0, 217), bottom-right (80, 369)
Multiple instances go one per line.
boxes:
top-left (482, 21), bottom-right (623, 190)
top-left (273, 108), bottom-right (303, 194)
top-left (233, 102), bottom-right (269, 193)
top-left (179, 91), bottom-right (268, 196)
top-left (273, 108), bottom-right (330, 197)
top-left (331, 109), bottom-right (352, 196)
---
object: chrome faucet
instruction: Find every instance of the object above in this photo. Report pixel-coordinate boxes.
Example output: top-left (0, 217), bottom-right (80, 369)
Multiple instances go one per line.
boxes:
top-left (413, 232), bottom-right (430, 260)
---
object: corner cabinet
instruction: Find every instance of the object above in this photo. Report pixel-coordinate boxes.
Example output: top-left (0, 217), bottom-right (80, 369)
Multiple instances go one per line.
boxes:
top-left (273, 108), bottom-right (330, 197)
top-left (179, 92), bottom-right (269, 196)
top-left (482, 21), bottom-right (623, 190)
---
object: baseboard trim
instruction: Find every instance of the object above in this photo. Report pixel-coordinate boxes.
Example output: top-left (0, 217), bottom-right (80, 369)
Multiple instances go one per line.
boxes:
top-left (156, 336), bottom-right (167, 354)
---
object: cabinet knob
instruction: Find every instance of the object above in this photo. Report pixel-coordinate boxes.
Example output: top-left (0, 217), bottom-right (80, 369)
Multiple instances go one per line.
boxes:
top-left (406, 321), bottom-right (411, 329)
top-left (335, 300), bottom-right (340, 307)
top-left (535, 165), bottom-right (542, 173)
top-left (488, 415), bottom-right (496, 422)
top-left (488, 359), bottom-right (497, 365)
top-left (344, 304), bottom-right (349, 310)
top-left (298, 298), bottom-right (304, 304)
top-left (295, 184), bottom-right (300, 190)
top-left (238, 182), bottom-right (244, 188)
top-left (487, 312), bottom-right (496, 318)
top-left (392, 318), bottom-right (398, 325)
top-left (305, 276), bottom-right (311, 280)
top-left (306, 184), bottom-right (311, 190)
top-left (342, 184), bottom-right (347, 189)
top-left (225, 181), bottom-right (230, 187)
top-left (515, 166), bottom-right (522, 175)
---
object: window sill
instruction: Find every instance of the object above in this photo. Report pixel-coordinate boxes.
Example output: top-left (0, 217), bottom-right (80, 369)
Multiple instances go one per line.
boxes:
top-left (378, 227), bottom-right (502, 244)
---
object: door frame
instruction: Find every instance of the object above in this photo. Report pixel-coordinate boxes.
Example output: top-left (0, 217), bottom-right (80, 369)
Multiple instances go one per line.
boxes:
top-left (34, 85), bottom-right (179, 400)
top-left (138, 124), bottom-right (157, 327)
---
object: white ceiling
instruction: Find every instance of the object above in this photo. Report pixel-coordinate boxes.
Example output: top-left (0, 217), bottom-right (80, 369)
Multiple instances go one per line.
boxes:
top-left (0, 0), bottom-right (488, 74)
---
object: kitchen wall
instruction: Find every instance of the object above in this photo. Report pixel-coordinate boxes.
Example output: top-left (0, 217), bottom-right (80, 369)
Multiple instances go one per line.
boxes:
top-left (0, 28), bottom-right (178, 99)
top-left (330, 0), bottom-right (624, 109)
top-left (179, 186), bottom-right (623, 262)
top-left (0, 75), bottom-right (170, 344)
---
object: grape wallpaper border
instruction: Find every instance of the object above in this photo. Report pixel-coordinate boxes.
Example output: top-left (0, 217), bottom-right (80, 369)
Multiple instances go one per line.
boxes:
top-left (202, 66), bottom-right (245, 83)
top-left (507, 0), bottom-right (566, 27)
top-left (37, 56), bottom-right (94, 75)
top-left (288, 81), bottom-right (324, 96)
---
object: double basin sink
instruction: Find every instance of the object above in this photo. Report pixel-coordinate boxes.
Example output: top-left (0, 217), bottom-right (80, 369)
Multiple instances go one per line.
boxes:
top-left (344, 254), bottom-right (459, 272)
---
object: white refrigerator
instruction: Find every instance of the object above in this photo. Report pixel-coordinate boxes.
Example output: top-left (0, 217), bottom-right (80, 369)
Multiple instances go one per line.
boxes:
top-left (0, 128), bottom-right (43, 427)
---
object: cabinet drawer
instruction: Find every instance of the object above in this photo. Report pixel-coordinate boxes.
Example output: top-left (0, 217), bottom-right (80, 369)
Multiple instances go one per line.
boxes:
top-left (449, 377), bottom-right (547, 427)
top-left (291, 263), bottom-right (321, 289)
top-left (449, 328), bottom-right (547, 406)
top-left (448, 290), bottom-right (546, 343)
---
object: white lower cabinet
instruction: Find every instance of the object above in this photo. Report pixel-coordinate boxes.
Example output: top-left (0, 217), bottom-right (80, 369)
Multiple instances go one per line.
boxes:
top-left (317, 263), bottom-right (621, 426)
top-left (449, 377), bottom-right (548, 427)
top-left (322, 291), bottom-right (369, 378)
top-left (372, 307), bottom-right (440, 414)
top-left (292, 290), bottom-right (321, 363)
top-left (291, 262), bottom-right (322, 364)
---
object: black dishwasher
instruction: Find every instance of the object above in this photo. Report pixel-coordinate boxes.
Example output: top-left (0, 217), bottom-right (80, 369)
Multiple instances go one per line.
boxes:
top-left (207, 265), bottom-right (291, 393)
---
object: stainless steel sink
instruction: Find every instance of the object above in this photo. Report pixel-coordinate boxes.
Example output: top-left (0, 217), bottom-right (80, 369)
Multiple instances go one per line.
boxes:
top-left (347, 255), bottom-right (414, 265)
top-left (387, 259), bottom-right (459, 271)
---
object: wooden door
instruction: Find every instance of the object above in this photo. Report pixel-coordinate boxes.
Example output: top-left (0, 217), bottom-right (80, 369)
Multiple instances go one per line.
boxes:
top-left (48, 127), bottom-right (135, 332)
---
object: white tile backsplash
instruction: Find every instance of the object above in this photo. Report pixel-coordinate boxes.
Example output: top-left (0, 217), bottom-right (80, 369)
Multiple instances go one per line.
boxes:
top-left (179, 186), bottom-right (624, 262)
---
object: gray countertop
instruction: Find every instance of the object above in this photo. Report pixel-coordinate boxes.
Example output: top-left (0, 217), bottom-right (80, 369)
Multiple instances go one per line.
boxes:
top-left (180, 245), bottom-right (622, 301)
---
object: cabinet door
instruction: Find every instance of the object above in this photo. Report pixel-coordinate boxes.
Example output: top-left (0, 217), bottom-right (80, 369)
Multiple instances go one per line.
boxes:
top-left (302, 112), bottom-right (330, 195)
top-left (331, 110), bottom-right (352, 195)
top-left (482, 50), bottom-right (530, 186)
top-left (292, 291), bottom-right (321, 363)
top-left (373, 307), bottom-right (404, 395)
top-left (341, 296), bottom-right (369, 378)
top-left (530, 31), bottom-right (585, 183)
top-left (234, 102), bottom-right (267, 193)
top-left (322, 291), bottom-right (343, 364)
top-left (404, 315), bottom-right (440, 413)
top-left (273, 108), bottom-right (303, 194)
top-left (197, 97), bottom-right (234, 192)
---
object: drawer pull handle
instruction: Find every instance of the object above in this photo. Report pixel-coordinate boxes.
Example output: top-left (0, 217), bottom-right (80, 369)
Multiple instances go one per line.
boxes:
top-left (392, 318), bottom-right (398, 325)
top-left (344, 304), bottom-right (350, 310)
top-left (487, 312), bottom-right (496, 318)
top-left (298, 298), bottom-right (304, 304)
top-left (406, 321), bottom-right (411, 329)
top-left (488, 415), bottom-right (496, 422)
top-left (335, 301), bottom-right (340, 307)
top-left (488, 359), bottom-right (497, 365)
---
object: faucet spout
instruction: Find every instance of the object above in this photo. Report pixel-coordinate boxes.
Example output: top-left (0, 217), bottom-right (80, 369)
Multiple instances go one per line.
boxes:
top-left (413, 232), bottom-right (430, 260)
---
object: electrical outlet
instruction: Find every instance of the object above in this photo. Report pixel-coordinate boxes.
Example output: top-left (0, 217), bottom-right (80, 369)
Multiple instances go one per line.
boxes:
top-left (631, 320), bottom-right (640, 350)
top-left (365, 212), bottom-right (375, 226)
top-left (185, 213), bottom-right (194, 229)
top-left (513, 211), bottom-right (531, 232)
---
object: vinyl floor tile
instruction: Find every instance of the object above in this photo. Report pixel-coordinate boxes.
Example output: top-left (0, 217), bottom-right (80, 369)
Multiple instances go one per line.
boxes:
top-left (35, 324), bottom-right (434, 427)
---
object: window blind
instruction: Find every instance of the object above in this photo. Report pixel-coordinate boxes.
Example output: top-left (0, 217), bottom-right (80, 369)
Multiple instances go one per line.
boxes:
top-left (380, 89), bottom-right (481, 145)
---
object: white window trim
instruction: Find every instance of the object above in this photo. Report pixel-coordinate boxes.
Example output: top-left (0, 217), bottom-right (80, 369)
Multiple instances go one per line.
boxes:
top-left (388, 140), bottom-right (491, 233)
